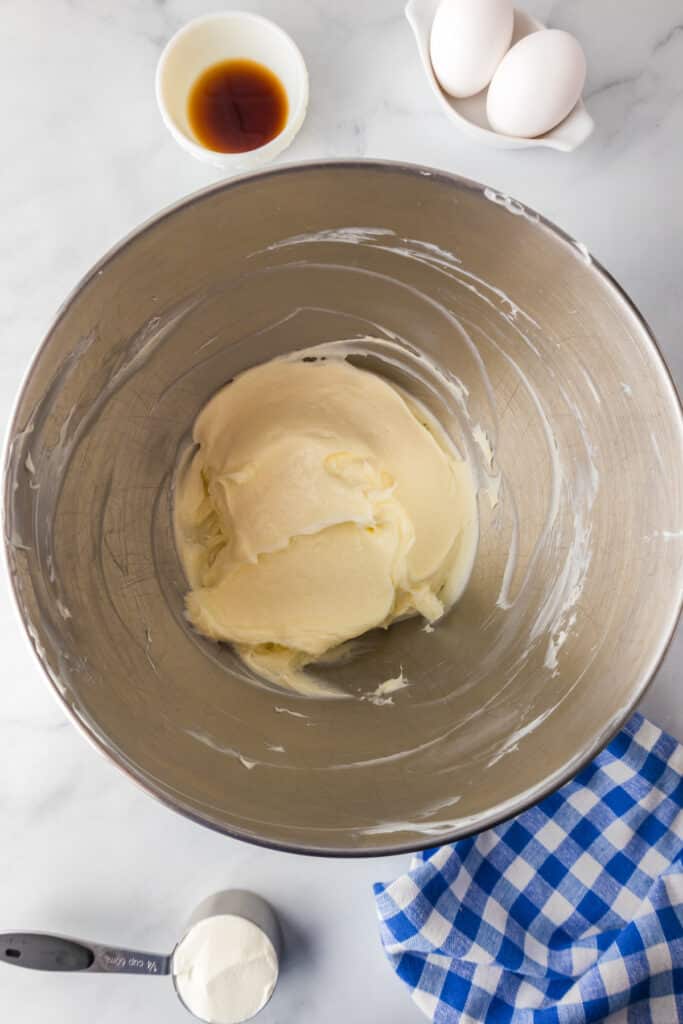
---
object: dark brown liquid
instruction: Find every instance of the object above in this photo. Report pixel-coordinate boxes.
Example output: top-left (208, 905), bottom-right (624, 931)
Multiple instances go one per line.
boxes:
top-left (187, 59), bottom-right (288, 154)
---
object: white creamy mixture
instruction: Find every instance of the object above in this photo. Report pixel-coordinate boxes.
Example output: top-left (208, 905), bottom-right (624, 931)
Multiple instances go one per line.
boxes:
top-left (173, 915), bottom-right (278, 1024)
top-left (174, 352), bottom-right (479, 694)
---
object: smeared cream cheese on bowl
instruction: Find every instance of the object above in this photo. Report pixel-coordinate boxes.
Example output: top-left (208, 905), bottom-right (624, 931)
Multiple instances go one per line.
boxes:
top-left (173, 349), bottom-right (479, 696)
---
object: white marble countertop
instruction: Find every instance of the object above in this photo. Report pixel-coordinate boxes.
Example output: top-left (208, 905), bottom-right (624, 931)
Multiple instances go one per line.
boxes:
top-left (1, 1), bottom-right (682, 1021)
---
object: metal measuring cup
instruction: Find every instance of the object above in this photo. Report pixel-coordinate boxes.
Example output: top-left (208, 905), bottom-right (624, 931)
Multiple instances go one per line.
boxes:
top-left (0, 890), bottom-right (282, 1023)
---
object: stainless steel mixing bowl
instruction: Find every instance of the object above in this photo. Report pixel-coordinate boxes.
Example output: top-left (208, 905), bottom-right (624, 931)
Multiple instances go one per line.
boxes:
top-left (4, 162), bottom-right (683, 855)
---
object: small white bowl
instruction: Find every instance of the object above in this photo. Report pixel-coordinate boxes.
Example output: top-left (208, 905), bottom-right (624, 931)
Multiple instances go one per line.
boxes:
top-left (156, 11), bottom-right (309, 172)
top-left (406, 0), bottom-right (594, 152)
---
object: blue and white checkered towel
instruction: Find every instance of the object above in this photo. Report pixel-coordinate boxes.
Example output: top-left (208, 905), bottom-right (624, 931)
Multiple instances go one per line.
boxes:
top-left (374, 713), bottom-right (683, 1023)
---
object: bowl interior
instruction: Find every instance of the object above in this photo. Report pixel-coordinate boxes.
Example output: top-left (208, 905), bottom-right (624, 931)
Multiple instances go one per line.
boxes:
top-left (5, 163), bottom-right (682, 854)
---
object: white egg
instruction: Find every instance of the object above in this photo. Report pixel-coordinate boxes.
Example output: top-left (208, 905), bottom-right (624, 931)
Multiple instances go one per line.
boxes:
top-left (486, 29), bottom-right (587, 138)
top-left (430, 0), bottom-right (514, 99)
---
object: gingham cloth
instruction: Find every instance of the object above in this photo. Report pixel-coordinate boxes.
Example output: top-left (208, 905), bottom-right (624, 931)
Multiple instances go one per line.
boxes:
top-left (374, 713), bottom-right (683, 1023)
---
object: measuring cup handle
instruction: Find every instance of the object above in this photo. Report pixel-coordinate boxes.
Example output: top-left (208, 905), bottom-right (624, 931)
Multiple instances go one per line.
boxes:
top-left (0, 933), bottom-right (171, 975)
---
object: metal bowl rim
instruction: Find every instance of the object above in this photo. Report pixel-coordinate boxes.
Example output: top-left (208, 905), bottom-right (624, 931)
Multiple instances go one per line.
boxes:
top-left (3, 158), bottom-right (682, 858)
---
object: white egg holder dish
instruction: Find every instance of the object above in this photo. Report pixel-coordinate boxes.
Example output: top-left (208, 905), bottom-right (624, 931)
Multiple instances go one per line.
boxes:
top-left (406, 0), bottom-right (594, 152)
